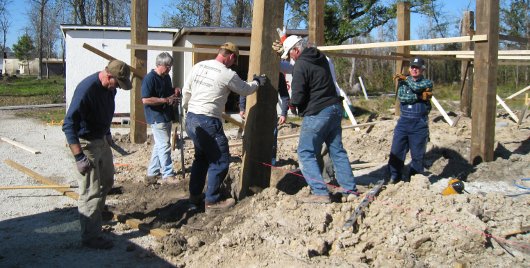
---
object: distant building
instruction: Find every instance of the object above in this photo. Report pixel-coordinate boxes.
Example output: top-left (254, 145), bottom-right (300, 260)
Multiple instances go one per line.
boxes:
top-left (2, 53), bottom-right (64, 77)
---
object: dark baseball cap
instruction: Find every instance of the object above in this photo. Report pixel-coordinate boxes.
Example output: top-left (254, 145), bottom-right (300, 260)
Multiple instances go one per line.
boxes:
top-left (410, 57), bottom-right (425, 69)
top-left (107, 60), bottom-right (132, 90)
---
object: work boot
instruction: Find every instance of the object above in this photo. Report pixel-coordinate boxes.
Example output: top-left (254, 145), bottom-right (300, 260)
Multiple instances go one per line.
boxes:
top-left (82, 236), bottom-right (114, 250)
top-left (205, 198), bottom-right (236, 213)
top-left (299, 194), bottom-right (331, 204)
top-left (387, 177), bottom-right (401, 185)
top-left (160, 176), bottom-right (178, 185)
top-left (144, 175), bottom-right (159, 185)
top-left (189, 193), bottom-right (204, 206)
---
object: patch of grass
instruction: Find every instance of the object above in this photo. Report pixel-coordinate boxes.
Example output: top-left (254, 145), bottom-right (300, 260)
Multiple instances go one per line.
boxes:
top-left (0, 75), bottom-right (64, 96)
top-left (15, 107), bottom-right (66, 123)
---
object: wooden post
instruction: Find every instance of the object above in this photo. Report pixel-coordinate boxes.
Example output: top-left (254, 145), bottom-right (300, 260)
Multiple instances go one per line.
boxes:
top-left (470, 0), bottom-right (499, 165)
top-left (130, 0), bottom-right (148, 144)
top-left (309, 0), bottom-right (325, 46)
top-left (238, 0), bottom-right (284, 198)
top-left (394, 2), bottom-right (410, 116)
top-left (460, 11), bottom-right (474, 117)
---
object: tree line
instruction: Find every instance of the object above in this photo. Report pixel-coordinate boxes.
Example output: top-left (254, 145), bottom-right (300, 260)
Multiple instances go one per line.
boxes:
top-left (1, 0), bottom-right (527, 93)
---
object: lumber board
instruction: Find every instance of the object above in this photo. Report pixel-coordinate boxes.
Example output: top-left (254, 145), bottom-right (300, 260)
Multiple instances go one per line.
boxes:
top-left (506, 85), bottom-right (530, 99)
top-left (496, 95), bottom-right (520, 123)
top-left (0, 185), bottom-right (73, 190)
top-left (0, 137), bottom-right (40, 154)
top-left (430, 97), bottom-right (454, 126)
top-left (358, 76), bottom-right (369, 100)
top-left (82, 43), bottom-right (144, 78)
top-left (127, 44), bottom-right (251, 56)
top-left (222, 113), bottom-right (244, 128)
top-left (456, 55), bottom-right (530, 60)
top-left (4, 159), bottom-right (79, 199)
top-left (327, 52), bottom-right (404, 61)
top-left (317, 35), bottom-right (487, 51)
top-left (124, 218), bottom-right (169, 238)
top-left (411, 50), bottom-right (530, 56)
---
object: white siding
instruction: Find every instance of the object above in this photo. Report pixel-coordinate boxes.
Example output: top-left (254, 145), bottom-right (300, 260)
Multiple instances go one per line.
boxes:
top-left (64, 30), bottom-right (174, 114)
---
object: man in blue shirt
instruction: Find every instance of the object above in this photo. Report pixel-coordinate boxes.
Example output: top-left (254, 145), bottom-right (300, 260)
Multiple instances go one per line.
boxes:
top-left (62, 60), bottom-right (132, 249)
top-left (388, 57), bottom-right (433, 184)
top-left (142, 52), bottom-right (180, 184)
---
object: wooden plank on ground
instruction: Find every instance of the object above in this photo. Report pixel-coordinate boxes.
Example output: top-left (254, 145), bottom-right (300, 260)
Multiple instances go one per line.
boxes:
top-left (0, 185), bottom-right (73, 190)
top-left (1, 137), bottom-right (41, 154)
top-left (4, 159), bottom-right (78, 199)
top-left (496, 95), bottom-right (520, 123)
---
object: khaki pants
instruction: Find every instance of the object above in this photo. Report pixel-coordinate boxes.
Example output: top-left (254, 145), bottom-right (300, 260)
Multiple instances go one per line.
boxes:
top-left (77, 138), bottom-right (114, 242)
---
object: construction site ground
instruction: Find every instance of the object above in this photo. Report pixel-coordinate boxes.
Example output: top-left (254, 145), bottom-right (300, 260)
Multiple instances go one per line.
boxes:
top-left (0, 102), bottom-right (529, 267)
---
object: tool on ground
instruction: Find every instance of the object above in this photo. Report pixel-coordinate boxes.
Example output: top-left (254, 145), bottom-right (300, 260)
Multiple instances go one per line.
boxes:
top-left (177, 99), bottom-right (186, 180)
top-left (343, 180), bottom-right (384, 231)
top-left (441, 178), bottom-right (465, 195)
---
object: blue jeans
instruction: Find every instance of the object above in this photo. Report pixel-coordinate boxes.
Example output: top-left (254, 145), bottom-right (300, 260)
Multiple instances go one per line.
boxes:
top-left (297, 103), bottom-right (357, 196)
top-left (388, 108), bottom-right (429, 180)
top-left (147, 122), bottom-right (175, 178)
top-left (185, 112), bottom-right (229, 203)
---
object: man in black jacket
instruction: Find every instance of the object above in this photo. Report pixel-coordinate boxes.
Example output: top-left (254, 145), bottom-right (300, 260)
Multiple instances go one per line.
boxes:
top-left (281, 35), bottom-right (358, 203)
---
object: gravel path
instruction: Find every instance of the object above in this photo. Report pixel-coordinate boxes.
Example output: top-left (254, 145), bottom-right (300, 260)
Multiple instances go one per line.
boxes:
top-left (0, 110), bottom-right (169, 267)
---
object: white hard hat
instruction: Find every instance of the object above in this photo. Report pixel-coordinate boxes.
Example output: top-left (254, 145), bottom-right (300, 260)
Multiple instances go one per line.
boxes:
top-left (281, 35), bottom-right (302, 59)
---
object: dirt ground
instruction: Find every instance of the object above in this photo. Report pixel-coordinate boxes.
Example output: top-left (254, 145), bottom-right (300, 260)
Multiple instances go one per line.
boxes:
top-left (1, 100), bottom-right (529, 267)
top-left (106, 102), bottom-right (529, 267)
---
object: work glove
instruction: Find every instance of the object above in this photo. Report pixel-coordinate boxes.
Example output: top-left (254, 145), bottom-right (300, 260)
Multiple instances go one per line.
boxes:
top-left (393, 73), bottom-right (407, 81)
top-left (75, 153), bottom-right (93, 176)
top-left (167, 94), bottom-right (180, 106)
top-left (272, 40), bottom-right (284, 56)
top-left (276, 26), bottom-right (287, 43)
top-left (289, 105), bottom-right (298, 115)
top-left (253, 74), bottom-right (267, 86)
top-left (105, 134), bottom-right (113, 146)
top-left (421, 88), bottom-right (433, 101)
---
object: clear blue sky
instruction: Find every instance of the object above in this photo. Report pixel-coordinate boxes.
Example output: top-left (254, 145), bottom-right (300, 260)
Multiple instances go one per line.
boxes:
top-left (6, 0), bottom-right (476, 49)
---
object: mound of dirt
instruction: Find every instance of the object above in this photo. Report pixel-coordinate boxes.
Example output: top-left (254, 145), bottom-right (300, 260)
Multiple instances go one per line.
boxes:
top-left (106, 108), bottom-right (529, 266)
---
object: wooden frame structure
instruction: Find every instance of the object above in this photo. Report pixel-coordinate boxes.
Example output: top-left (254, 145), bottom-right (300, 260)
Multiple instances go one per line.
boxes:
top-left (128, 0), bottom-right (507, 192)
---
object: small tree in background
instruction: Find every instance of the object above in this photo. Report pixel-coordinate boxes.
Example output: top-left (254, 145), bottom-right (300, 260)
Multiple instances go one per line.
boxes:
top-left (13, 34), bottom-right (35, 75)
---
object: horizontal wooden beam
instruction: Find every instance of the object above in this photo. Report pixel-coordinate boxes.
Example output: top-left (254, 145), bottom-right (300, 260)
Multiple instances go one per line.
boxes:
top-left (411, 50), bottom-right (530, 56)
top-left (456, 55), bottom-right (530, 60)
top-left (82, 43), bottom-right (144, 78)
top-left (127, 44), bottom-right (251, 56)
top-left (327, 52), bottom-right (404, 61)
top-left (391, 52), bottom-right (455, 61)
top-left (318, 35), bottom-right (487, 51)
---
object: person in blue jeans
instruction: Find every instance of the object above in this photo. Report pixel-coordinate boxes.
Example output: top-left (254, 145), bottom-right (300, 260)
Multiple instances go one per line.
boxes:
top-left (388, 57), bottom-right (433, 183)
top-left (280, 35), bottom-right (357, 203)
top-left (239, 72), bottom-right (290, 166)
top-left (142, 52), bottom-right (180, 184)
top-left (182, 42), bottom-right (267, 212)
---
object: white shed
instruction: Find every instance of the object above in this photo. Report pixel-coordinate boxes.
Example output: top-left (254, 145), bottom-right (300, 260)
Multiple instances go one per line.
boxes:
top-left (60, 25), bottom-right (179, 114)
